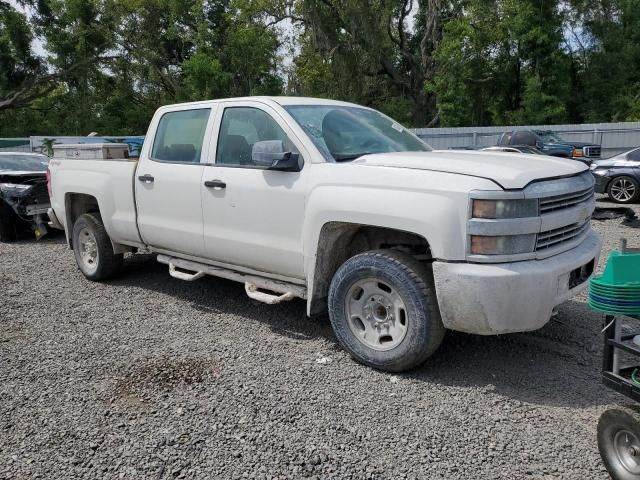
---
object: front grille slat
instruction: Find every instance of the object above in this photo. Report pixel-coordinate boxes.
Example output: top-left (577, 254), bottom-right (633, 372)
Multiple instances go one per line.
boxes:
top-left (535, 220), bottom-right (590, 251)
top-left (539, 186), bottom-right (594, 214)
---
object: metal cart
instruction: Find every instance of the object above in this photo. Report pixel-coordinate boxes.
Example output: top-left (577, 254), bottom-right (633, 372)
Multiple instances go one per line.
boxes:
top-left (596, 240), bottom-right (640, 480)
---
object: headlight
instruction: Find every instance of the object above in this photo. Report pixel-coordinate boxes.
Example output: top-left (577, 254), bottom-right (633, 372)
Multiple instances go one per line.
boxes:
top-left (471, 199), bottom-right (538, 219)
top-left (470, 234), bottom-right (537, 255)
top-left (572, 148), bottom-right (584, 157)
top-left (0, 183), bottom-right (33, 196)
top-left (591, 168), bottom-right (608, 176)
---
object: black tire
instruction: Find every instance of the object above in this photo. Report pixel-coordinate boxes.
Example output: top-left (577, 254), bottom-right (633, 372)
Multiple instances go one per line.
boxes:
top-left (0, 201), bottom-right (17, 242)
top-left (72, 213), bottom-right (123, 281)
top-left (598, 406), bottom-right (640, 480)
top-left (328, 250), bottom-right (445, 372)
top-left (607, 176), bottom-right (640, 204)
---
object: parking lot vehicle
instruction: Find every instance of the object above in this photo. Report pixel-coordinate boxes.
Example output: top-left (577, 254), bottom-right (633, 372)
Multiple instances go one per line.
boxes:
top-left (0, 152), bottom-right (51, 242)
top-left (49, 97), bottom-right (602, 372)
top-left (591, 147), bottom-right (640, 204)
top-left (498, 129), bottom-right (601, 163)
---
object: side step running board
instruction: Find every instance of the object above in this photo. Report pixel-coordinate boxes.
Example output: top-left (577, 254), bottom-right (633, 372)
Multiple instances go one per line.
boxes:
top-left (157, 254), bottom-right (306, 302)
top-left (245, 283), bottom-right (295, 304)
top-left (168, 262), bottom-right (205, 281)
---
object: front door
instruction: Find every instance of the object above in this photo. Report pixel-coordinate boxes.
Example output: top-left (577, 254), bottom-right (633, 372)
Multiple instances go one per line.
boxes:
top-left (201, 103), bottom-right (308, 279)
top-left (136, 107), bottom-right (213, 257)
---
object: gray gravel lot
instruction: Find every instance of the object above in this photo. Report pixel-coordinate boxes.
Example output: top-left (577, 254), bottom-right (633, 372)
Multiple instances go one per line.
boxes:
top-left (1, 197), bottom-right (639, 480)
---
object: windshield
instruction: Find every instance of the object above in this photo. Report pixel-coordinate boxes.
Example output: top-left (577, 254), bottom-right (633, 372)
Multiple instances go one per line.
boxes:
top-left (536, 131), bottom-right (564, 143)
top-left (284, 105), bottom-right (431, 161)
top-left (0, 154), bottom-right (49, 172)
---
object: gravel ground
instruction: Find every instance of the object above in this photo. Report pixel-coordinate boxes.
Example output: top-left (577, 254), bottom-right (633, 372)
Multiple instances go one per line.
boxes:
top-left (1, 197), bottom-right (639, 480)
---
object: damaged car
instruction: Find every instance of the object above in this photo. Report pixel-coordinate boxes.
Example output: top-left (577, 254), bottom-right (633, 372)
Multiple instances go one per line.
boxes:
top-left (0, 152), bottom-right (51, 242)
top-left (591, 147), bottom-right (640, 204)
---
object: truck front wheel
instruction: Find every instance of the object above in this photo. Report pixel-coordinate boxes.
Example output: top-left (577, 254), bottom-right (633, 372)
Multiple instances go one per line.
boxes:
top-left (328, 250), bottom-right (445, 372)
top-left (72, 213), bottom-right (123, 281)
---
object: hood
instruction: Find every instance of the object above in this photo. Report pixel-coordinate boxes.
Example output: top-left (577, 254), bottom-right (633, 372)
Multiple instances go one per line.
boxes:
top-left (542, 143), bottom-right (573, 152)
top-left (566, 141), bottom-right (600, 148)
top-left (0, 170), bottom-right (46, 176)
top-left (0, 171), bottom-right (46, 181)
top-left (352, 150), bottom-right (588, 189)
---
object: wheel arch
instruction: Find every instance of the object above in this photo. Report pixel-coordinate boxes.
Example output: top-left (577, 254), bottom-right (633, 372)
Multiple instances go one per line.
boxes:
top-left (64, 193), bottom-right (100, 248)
top-left (64, 193), bottom-right (132, 253)
top-left (307, 222), bottom-right (432, 316)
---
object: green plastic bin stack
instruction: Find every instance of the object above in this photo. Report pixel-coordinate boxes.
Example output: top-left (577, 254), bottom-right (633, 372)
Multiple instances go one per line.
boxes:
top-left (589, 240), bottom-right (640, 315)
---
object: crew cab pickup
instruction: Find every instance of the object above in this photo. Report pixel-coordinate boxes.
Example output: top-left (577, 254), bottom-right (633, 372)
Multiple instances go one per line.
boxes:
top-left (48, 97), bottom-right (602, 372)
top-left (498, 129), bottom-right (601, 163)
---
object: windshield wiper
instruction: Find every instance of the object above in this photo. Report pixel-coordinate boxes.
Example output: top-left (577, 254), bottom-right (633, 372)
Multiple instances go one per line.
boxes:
top-left (333, 152), bottom-right (376, 162)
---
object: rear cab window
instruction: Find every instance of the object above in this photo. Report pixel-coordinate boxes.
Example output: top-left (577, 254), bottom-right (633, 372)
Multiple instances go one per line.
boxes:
top-left (151, 109), bottom-right (211, 163)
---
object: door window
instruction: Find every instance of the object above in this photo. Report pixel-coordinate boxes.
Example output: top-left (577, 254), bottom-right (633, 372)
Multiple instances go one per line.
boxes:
top-left (151, 109), bottom-right (210, 163)
top-left (627, 148), bottom-right (640, 161)
top-left (511, 131), bottom-right (537, 146)
top-left (216, 107), bottom-right (294, 167)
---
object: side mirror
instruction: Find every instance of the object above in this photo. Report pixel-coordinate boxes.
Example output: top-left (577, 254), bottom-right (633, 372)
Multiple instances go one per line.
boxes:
top-left (252, 140), bottom-right (300, 171)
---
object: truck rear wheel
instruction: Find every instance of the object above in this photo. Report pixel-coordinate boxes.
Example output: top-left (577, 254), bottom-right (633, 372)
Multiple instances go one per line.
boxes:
top-left (598, 406), bottom-right (640, 480)
top-left (328, 250), bottom-right (445, 372)
top-left (72, 213), bottom-right (123, 281)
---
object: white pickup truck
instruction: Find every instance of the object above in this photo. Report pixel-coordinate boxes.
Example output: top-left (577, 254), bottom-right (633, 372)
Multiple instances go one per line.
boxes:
top-left (48, 97), bottom-right (602, 372)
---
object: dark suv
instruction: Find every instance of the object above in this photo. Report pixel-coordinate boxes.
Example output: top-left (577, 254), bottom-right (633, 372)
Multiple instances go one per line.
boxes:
top-left (498, 130), bottom-right (601, 164)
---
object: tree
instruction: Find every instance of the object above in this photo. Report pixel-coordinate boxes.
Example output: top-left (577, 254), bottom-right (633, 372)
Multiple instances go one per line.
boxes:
top-left (0, 1), bottom-right (46, 110)
top-left (431, 0), bottom-right (573, 127)
top-left (282, 0), bottom-right (446, 126)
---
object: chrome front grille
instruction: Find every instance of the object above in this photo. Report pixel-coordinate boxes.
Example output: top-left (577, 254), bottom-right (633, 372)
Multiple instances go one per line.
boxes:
top-left (584, 146), bottom-right (601, 158)
top-left (467, 172), bottom-right (596, 263)
top-left (536, 219), bottom-right (590, 251)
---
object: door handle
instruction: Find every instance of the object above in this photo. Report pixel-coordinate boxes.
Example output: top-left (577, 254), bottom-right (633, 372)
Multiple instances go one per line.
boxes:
top-left (138, 174), bottom-right (155, 183)
top-left (204, 179), bottom-right (226, 189)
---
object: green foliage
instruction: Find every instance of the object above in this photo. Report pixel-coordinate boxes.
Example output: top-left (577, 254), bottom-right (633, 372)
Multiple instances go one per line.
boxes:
top-left (2, 0), bottom-right (640, 135)
top-left (0, 0), bottom-right (283, 135)
top-left (0, 2), bottom-right (45, 109)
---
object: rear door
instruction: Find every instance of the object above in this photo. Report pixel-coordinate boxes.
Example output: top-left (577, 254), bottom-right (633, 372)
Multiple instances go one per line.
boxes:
top-left (135, 106), bottom-right (215, 257)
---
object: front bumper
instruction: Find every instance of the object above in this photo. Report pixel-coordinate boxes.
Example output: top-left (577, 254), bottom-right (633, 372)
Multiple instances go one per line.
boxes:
top-left (592, 173), bottom-right (610, 194)
top-left (432, 230), bottom-right (602, 335)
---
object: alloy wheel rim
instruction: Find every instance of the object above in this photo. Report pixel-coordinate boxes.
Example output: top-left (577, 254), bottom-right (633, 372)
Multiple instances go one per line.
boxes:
top-left (78, 227), bottom-right (99, 273)
top-left (344, 278), bottom-right (408, 351)
top-left (611, 178), bottom-right (636, 202)
top-left (613, 429), bottom-right (640, 474)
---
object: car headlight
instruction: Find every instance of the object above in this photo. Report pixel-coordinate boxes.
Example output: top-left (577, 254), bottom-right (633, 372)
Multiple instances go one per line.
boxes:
top-left (470, 234), bottom-right (537, 255)
top-left (471, 199), bottom-right (538, 219)
top-left (572, 147), bottom-right (584, 157)
top-left (591, 168), bottom-right (609, 176)
top-left (0, 183), bottom-right (33, 196)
